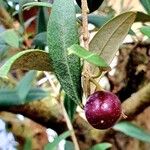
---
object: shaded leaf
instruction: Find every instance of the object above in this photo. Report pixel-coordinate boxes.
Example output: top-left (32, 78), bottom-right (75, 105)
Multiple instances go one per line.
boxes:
top-left (47, 0), bottom-right (82, 105)
top-left (113, 121), bottom-right (150, 142)
top-left (0, 88), bottom-right (48, 106)
top-left (0, 49), bottom-right (52, 78)
top-left (140, 0), bottom-right (150, 14)
top-left (32, 32), bottom-right (47, 48)
top-left (16, 71), bottom-right (36, 101)
top-left (25, 88), bottom-right (48, 102)
top-left (140, 26), bottom-right (150, 38)
top-left (0, 29), bottom-right (20, 48)
top-left (64, 94), bottom-right (77, 121)
top-left (64, 141), bottom-right (74, 150)
top-left (44, 131), bottom-right (71, 150)
top-left (135, 11), bottom-right (150, 22)
top-left (90, 143), bottom-right (112, 150)
top-left (89, 12), bottom-right (136, 68)
top-left (78, 14), bottom-right (113, 28)
top-left (36, 6), bottom-right (49, 34)
top-left (68, 44), bottom-right (109, 70)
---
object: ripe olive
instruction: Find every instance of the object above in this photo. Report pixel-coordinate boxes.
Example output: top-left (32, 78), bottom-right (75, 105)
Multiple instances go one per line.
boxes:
top-left (84, 91), bottom-right (121, 129)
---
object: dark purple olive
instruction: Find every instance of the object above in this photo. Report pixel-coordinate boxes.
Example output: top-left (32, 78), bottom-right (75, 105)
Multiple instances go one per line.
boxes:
top-left (84, 91), bottom-right (121, 129)
top-left (76, 0), bottom-right (104, 13)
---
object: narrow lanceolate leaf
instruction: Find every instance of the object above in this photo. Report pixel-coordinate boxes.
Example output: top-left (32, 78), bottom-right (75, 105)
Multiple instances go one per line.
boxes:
top-left (23, 2), bottom-right (52, 10)
top-left (68, 44), bottom-right (109, 70)
top-left (135, 12), bottom-right (150, 22)
top-left (0, 29), bottom-right (20, 48)
top-left (64, 94), bottom-right (77, 121)
top-left (0, 88), bottom-right (48, 106)
top-left (44, 131), bottom-right (71, 150)
top-left (16, 71), bottom-right (36, 101)
top-left (47, 0), bottom-right (82, 104)
top-left (90, 143), bottom-right (112, 150)
top-left (0, 50), bottom-right (52, 78)
top-left (113, 122), bottom-right (150, 142)
top-left (140, 0), bottom-right (150, 15)
top-left (140, 26), bottom-right (150, 38)
top-left (90, 12), bottom-right (136, 68)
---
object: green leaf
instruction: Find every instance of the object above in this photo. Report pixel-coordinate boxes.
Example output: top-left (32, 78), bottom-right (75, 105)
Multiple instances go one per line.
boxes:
top-left (0, 49), bottom-right (52, 78)
top-left (0, 88), bottom-right (48, 106)
top-left (32, 32), bottom-right (47, 48)
top-left (47, 0), bottom-right (82, 104)
top-left (140, 0), bottom-right (150, 14)
top-left (44, 131), bottom-right (71, 150)
top-left (0, 29), bottom-right (20, 48)
top-left (64, 141), bottom-right (75, 150)
top-left (113, 121), bottom-right (150, 142)
top-left (0, 89), bottom-right (20, 106)
top-left (68, 44), bottom-right (109, 70)
top-left (135, 12), bottom-right (150, 22)
top-left (36, 6), bottom-right (49, 34)
top-left (23, 138), bottom-right (32, 150)
top-left (140, 26), bottom-right (150, 38)
top-left (89, 12), bottom-right (136, 68)
top-left (90, 143), bottom-right (112, 150)
top-left (78, 14), bottom-right (113, 28)
top-left (23, 2), bottom-right (52, 9)
top-left (64, 94), bottom-right (77, 121)
top-left (25, 88), bottom-right (48, 103)
top-left (16, 71), bottom-right (36, 101)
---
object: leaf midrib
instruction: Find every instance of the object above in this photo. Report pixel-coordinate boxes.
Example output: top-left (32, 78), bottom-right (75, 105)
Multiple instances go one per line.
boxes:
top-left (98, 13), bottom-right (135, 56)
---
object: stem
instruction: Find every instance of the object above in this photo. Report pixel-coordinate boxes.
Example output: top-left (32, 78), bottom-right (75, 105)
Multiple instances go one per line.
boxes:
top-left (81, 0), bottom-right (89, 49)
top-left (81, 0), bottom-right (91, 97)
top-left (45, 71), bottom-right (80, 150)
top-left (60, 100), bottom-right (80, 150)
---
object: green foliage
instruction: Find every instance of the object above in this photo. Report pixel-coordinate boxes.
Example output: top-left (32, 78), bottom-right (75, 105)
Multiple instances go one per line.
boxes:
top-left (0, 50), bottom-right (52, 78)
top-left (0, 29), bottom-right (20, 48)
top-left (68, 44), bottom-right (109, 70)
top-left (64, 141), bottom-right (75, 150)
top-left (140, 26), bottom-right (150, 38)
top-left (23, 2), bottom-right (52, 9)
top-left (64, 94), bottom-right (77, 121)
top-left (16, 71), bottom-right (36, 101)
top-left (87, 14), bottom-right (113, 28)
top-left (113, 121), bottom-right (150, 142)
top-left (0, 71), bottom-right (48, 106)
top-left (44, 131), bottom-right (71, 150)
top-left (23, 138), bottom-right (32, 150)
top-left (90, 143), bottom-right (112, 150)
top-left (140, 0), bottom-right (150, 15)
top-left (135, 12), bottom-right (150, 22)
top-left (47, 0), bottom-right (82, 107)
top-left (89, 12), bottom-right (136, 71)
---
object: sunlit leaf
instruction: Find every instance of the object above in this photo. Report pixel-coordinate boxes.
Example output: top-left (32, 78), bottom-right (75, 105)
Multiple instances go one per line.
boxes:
top-left (90, 143), bottom-right (112, 150)
top-left (47, 0), bottom-right (82, 106)
top-left (140, 26), bottom-right (150, 38)
top-left (23, 2), bottom-right (52, 10)
top-left (89, 12), bottom-right (136, 69)
top-left (0, 50), bottom-right (52, 78)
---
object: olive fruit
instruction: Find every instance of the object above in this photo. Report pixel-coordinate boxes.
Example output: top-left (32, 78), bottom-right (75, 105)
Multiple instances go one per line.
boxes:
top-left (84, 91), bottom-right (121, 129)
top-left (76, 0), bottom-right (104, 13)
